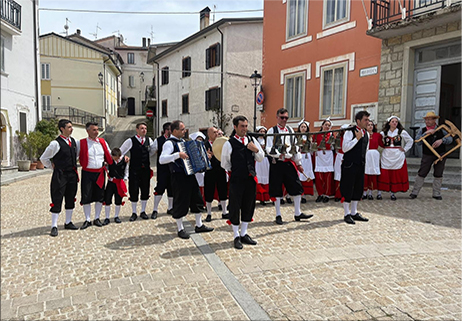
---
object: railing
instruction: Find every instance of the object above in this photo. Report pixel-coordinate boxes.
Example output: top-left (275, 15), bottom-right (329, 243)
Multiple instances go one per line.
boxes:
top-left (42, 106), bottom-right (105, 129)
top-left (370, 0), bottom-right (453, 28)
top-left (0, 0), bottom-right (21, 30)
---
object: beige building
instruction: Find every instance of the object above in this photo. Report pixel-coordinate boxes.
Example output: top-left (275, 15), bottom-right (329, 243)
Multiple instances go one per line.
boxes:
top-left (39, 31), bottom-right (122, 139)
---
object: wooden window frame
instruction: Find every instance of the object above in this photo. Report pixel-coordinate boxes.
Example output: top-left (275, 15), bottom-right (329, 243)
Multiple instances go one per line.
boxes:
top-left (322, 0), bottom-right (350, 30)
top-left (319, 61), bottom-right (348, 119)
top-left (182, 57), bottom-right (191, 78)
top-left (283, 71), bottom-right (306, 120)
top-left (205, 43), bottom-right (221, 70)
top-left (161, 99), bottom-right (168, 117)
top-left (182, 94), bottom-right (189, 114)
top-left (127, 52), bottom-right (135, 64)
top-left (161, 67), bottom-right (169, 85)
top-left (286, 0), bottom-right (309, 42)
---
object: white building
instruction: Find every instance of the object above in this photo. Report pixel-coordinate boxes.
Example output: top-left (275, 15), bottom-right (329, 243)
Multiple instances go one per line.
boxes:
top-left (1, 0), bottom-right (40, 166)
top-left (147, 8), bottom-right (263, 136)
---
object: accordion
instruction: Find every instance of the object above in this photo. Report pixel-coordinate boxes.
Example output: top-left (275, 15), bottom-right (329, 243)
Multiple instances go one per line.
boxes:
top-left (177, 140), bottom-right (212, 175)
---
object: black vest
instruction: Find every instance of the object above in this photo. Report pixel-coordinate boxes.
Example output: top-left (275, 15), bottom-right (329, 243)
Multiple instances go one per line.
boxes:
top-left (156, 135), bottom-right (168, 168)
top-left (205, 140), bottom-right (221, 169)
top-left (129, 136), bottom-right (150, 169)
top-left (383, 129), bottom-right (402, 147)
top-left (343, 128), bottom-right (368, 166)
top-left (229, 137), bottom-right (256, 182)
top-left (108, 159), bottom-right (127, 179)
top-left (167, 137), bottom-right (185, 174)
top-left (53, 137), bottom-right (77, 171)
top-left (422, 127), bottom-right (445, 155)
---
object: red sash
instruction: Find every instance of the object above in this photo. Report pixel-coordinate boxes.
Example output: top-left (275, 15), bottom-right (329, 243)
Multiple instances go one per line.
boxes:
top-left (112, 178), bottom-right (128, 198)
top-left (80, 138), bottom-right (113, 188)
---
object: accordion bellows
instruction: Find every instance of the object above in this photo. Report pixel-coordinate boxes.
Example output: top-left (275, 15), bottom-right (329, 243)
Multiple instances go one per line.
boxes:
top-left (178, 140), bottom-right (212, 175)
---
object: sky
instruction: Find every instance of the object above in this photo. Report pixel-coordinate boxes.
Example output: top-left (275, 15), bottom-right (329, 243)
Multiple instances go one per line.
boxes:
top-left (39, 0), bottom-right (264, 46)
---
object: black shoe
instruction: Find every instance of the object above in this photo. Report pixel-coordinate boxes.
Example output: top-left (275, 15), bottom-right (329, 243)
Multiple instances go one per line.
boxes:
top-left (195, 224), bottom-right (214, 233)
top-left (234, 237), bottom-right (243, 249)
top-left (64, 222), bottom-right (78, 230)
top-left (80, 220), bottom-right (92, 229)
top-left (409, 194), bottom-right (417, 199)
top-left (151, 211), bottom-right (158, 220)
top-left (260, 201), bottom-right (267, 206)
top-left (301, 198), bottom-right (307, 204)
top-left (222, 213), bottom-right (230, 219)
top-left (50, 227), bottom-right (58, 237)
top-left (93, 219), bottom-right (103, 227)
top-left (322, 196), bottom-right (329, 203)
top-left (140, 212), bottom-right (149, 220)
top-left (205, 214), bottom-right (212, 222)
top-left (334, 198), bottom-right (341, 202)
top-left (275, 216), bottom-right (283, 225)
top-left (286, 197), bottom-right (293, 204)
top-left (102, 218), bottom-right (110, 226)
top-left (367, 195), bottom-right (373, 200)
top-left (432, 196), bottom-right (443, 200)
top-left (315, 195), bottom-right (323, 203)
top-left (218, 204), bottom-right (223, 211)
top-left (178, 229), bottom-right (190, 239)
top-left (167, 209), bottom-right (173, 215)
top-left (376, 195), bottom-right (382, 200)
top-left (114, 217), bottom-right (122, 224)
top-left (294, 213), bottom-right (314, 221)
top-left (129, 213), bottom-right (137, 221)
top-left (362, 194), bottom-right (368, 200)
top-left (351, 213), bottom-right (369, 222)
top-left (240, 234), bottom-right (257, 245)
top-left (280, 198), bottom-right (286, 205)
top-left (344, 215), bottom-right (355, 224)
top-left (391, 195), bottom-right (397, 201)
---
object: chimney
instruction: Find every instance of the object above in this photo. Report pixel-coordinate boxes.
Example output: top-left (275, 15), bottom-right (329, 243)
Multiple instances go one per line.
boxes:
top-left (147, 38), bottom-right (150, 47)
top-left (200, 7), bottom-right (211, 30)
top-left (76, 29), bottom-right (81, 35)
top-left (142, 37), bottom-right (146, 47)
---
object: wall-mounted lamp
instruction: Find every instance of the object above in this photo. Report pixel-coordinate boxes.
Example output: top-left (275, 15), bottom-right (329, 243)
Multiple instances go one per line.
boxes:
top-left (98, 72), bottom-right (103, 85)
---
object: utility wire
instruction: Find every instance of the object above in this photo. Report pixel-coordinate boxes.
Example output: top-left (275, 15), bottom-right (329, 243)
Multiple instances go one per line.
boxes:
top-left (39, 8), bottom-right (263, 15)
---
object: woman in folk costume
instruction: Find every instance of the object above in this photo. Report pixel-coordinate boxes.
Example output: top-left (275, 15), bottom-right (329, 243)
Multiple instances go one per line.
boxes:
top-left (363, 120), bottom-right (383, 200)
top-left (378, 115), bottom-right (413, 200)
top-left (314, 118), bottom-right (335, 203)
top-left (255, 126), bottom-right (271, 205)
top-left (333, 124), bottom-right (351, 202)
top-left (190, 131), bottom-right (207, 209)
top-left (297, 120), bottom-right (315, 203)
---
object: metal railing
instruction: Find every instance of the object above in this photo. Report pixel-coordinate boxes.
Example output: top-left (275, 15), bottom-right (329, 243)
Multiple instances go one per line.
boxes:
top-left (42, 106), bottom-right (105, 129)
top-left (0, 0), bottom-right (21, 30)
top-left (370, 0), bottom-right (453, 28)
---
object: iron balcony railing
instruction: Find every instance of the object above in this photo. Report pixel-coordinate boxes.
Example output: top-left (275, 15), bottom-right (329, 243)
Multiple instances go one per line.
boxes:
top-left (42, 106), bottom-right (105, 129)
top-left (0, 0), bottom-right (21, 30)
top-left (370, 0), bottom-right (454, 28)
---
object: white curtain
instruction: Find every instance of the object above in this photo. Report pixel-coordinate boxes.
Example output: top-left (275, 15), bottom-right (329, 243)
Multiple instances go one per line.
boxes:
top-left (288, 0), bottom-right (297, 37)
top-left (336, 0), bottom-right (347, 21)
top-left (333, 67), bottom-right (344, 115)
top-left (294, 76), bottom-right (302, 118)
top-left (286, 78), bottom-right (294, 116)
top-left (297, 0), bottom-right (307, 36)
top-left (323, 70), bottom-right (333, 115)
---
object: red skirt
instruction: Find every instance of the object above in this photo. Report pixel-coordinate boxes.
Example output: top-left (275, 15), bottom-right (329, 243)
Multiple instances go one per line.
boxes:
top-left (378, 161), bottom-right (409, 193)
top-left (334, 180), bottom-right (342, 199)
top-left (315, 172), bottom-right (334, 196)
top-left (199, 187), bottom-right (206, 206)
top-left (256, 184), bottom-right (270, 201)
top-left (364, 175), bottom-right (379, 191)
top-left (301, 180), bottom-right (314, 196)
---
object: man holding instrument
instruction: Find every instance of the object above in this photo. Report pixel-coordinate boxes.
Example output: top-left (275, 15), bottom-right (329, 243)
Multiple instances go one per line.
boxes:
top-left (266, 108), bottom-right (313, 225)
top-left (159, 120), bottom-right (214, 239)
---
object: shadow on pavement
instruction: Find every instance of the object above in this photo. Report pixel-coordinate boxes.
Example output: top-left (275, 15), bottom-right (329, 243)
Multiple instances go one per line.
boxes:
top-left (104, 233), bottom-right (176, 250)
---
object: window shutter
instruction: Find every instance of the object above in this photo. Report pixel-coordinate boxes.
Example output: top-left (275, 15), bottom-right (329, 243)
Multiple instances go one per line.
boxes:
top-left (205, 48), bottom-right (210, 70)
top-left (205, 90), bottom-right (209, 110)
top-left (216, 43), bottom-right (221, 66)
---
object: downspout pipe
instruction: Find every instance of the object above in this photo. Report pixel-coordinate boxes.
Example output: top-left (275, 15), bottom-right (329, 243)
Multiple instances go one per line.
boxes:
top-left (33, 0), bottom-right (40, 122)
top-left (154, 61), bottom-right (160, 137)
top-left (216, 25), bottom-right (224, 130)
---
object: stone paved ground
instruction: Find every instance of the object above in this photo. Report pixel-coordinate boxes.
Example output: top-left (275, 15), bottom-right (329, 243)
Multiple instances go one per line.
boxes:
top-left (1, 172), bottom-right (461, 320)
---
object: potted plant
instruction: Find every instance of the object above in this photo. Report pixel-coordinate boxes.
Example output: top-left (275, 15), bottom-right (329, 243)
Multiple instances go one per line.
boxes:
top-left (16, 131), bottom-right (34, 171)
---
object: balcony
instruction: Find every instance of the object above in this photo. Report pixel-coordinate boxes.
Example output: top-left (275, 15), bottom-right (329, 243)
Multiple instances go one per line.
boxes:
top-left (42, 106), bottom-right (105, 129)
top-left (368, 0), bottom-right (461, 39)
top-left (0, 0), bottom-right (21, 35)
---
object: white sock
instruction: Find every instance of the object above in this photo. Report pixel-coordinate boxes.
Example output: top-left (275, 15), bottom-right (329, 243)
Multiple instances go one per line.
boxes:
top-left (363, 191), bottom-right (367, 197)
top-left (391, 192), bottom-right (395, 197)
top-left (275, 197), bottom-right (282, 217)
top-left (367, 189), bottom-right (372, 196)
top-left (220, 200), bottom-right (227, 214)
top-left (232, 225), bottom-right (240, 238)
top-left (176, 218), bottom-right (184, 232)
top-left (294, 195), bottom-right (301, 216)
top-left (51, 213), bottom-right (59, 227)
top-left (168, 197), bottom-right (173, 210)
top-left (83, 204), bottom-right (91, 221)
top-left (105, 206), bottom-right (111, 219)
top-left (378, 191), bottom-right (382, 196)
top-left (114, 205), bottom-right (121, 218)
top-left (195, 213), bottom-right (203, 227)
top-left (351, 201), bottom-right (358, 215)
top-left (94, 202), bottom-right (102, 220)
top-left (65, 209), bottom-right (73, 224)
top-left (153, 195), bottom-right (162, 212)
top-left (131, 202), bottom-right (137, 214)
top-left (141, 200), bottom-right (147, 213)
top-left (343, 202), bottom-right (350, 216)
top-left (240, 222), bottom-right (248, 237)
top-left (206, 202), bottom-right (212, 215)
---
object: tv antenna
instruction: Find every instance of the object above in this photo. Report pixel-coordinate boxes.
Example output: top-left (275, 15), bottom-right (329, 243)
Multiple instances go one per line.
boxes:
top-left (212, 5), bottom-right (216, 24)
top-left (89, 23), bottom-right (101, 39)
top-left (63, 18), bottom-right (71, 36)
top-left (148, 25), bottom-right (155, 43)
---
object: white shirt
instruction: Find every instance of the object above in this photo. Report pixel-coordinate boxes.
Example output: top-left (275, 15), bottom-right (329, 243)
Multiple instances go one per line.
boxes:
top-left (40, 136), bottom-right (74, 168)
top-left (76, 138), bottom-right (111, 169)
top-left (342, 127), bottom-right (367, 153)
top-left (265, 125), bottom-right (302, 165)
top-left (119, 135), bottom-right (157, 157)
top-left (159, 137), bottom-right (182, 165)
top-left (220, 136), bottom-right (264, 172)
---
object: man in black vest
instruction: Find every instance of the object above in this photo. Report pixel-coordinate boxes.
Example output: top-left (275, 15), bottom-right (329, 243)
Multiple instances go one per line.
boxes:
top-left (40, 119), bottom-right (79, 237)
top-left (159, 120), bottom-right (213, 239)
top-left (410, 111), bottom-right (453, 200)
top-left (221, 116), bottom-right (264, 249)
top-left (152, 122), bottom-right (173, 219)
top-left (120, 122), bottom-right (156, 221)
top-left (340, 111), bottom-right (370, 224)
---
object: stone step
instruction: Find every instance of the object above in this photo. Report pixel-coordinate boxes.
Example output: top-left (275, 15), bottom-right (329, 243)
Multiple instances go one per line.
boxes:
top-left (406, 156), bottom-right (461, 190)
top-left (0, 166), bottom-right (19, 176)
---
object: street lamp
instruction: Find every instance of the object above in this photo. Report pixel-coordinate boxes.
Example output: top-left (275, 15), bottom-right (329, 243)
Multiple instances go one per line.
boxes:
top-left (98, 72), bottom-right (103, 85)
top-left (250, 70), bottom-right (262, 131)
top-left (139, 72), bottom-right (145, 114)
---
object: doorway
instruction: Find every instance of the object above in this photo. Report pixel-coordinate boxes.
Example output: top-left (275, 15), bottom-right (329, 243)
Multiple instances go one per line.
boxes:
top-left (128, 97), bottom-right (135, 115)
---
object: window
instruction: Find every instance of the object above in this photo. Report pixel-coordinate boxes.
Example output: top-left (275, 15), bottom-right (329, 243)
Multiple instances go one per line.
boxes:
top-left (206, 44), bottom-right (221, 69)
top-left (205, 88), bottom-right (221, 111)
top-left (162, 100), bottom-right (168, 117)
top-left (41, 63), bottom-right (50, 80)
top-left (1, 36), bottom-right (4, 72)
top-left (287, 0), bottom-right (308, 40)
top-left (127, 53), bottom-right (135, 64)
top-left (324, 0), bottom-right (349, 28)
top-left (182, 57), bottom-right (191, 78)
top-left (129, 75), bottom-right (135, 88)
top-left (161, 67), bottom-right (169, 85)
top-left (320, 63), bottom-right (347, 118)
top-left (41, 95), bottom-right (51, 111)
top-left (182, 94), bottom-right (189, 114)
top-left (19, 112), bottom-right (27, 133)
top-left (284, 72), bottom-right (305, 119)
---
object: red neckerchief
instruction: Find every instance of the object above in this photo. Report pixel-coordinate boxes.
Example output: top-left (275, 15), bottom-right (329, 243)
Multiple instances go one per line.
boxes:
top-left (426, 124), bottom-right (437, 131)
top-left (59, 135), bottom-right (71, 146)
top-left (356, 126), bottom-right (365, 135)
top-left (79, 137), bottom-right (113, 170)
top-left (277, 124), bottom-right (287, 132)
top-left (209, 140), bottom-right (213, 146)
top-left (234, 135), bottom-right (245, 144)
top-left (164, 134), bottom-right (169, 139)
top-left (136, 135), bottom-right (145, 145)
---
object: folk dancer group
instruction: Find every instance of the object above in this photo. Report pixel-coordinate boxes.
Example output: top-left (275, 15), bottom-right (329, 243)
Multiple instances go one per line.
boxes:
top-left (41, 109), bottom-right (452, 248)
